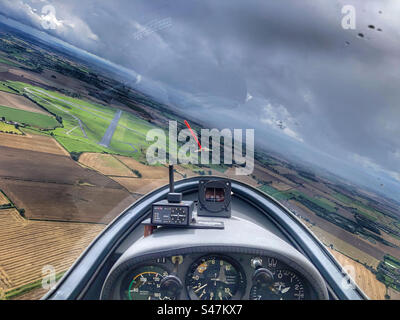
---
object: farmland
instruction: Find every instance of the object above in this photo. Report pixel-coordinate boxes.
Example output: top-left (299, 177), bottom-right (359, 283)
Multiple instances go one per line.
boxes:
top-left (253, 159), bottom-right (400, 297)
top-left (0, 145), bottom-right (123, 187)
top-left (0, 82), bottom-right (21, 94)
top-left (286, 196), bottom-right (400, 262)
top-left (116, 156), bottom-right (168, 179)
top-left (0, 208), bottom-right (104, 299)
top-left (0, 131), bottom-right (68, 155)
top-left (0, 190), bottom-right (9, 206)
top-left (79, 153), bottom-right (170, 196)
top-left (111, 177), bottom-right (169, 195)
top-left (0, 179), bottom-right (136, 223)
top-left (79, 153), bottom-right (136, 177)
top-left (305, 223), bottom-right (381, 268)
top-left (0, 56), bottom-right (21, 68)
top-left (0, 145), bottom-right (134, 223)
top-left (0, 105), bottom-right (59, 129)
top-left (0, 122), bottom-right (21, 134)
top-left (0, 89), bottom-right (50, 115)
top-left (329, 249), bottom-right (386, 300)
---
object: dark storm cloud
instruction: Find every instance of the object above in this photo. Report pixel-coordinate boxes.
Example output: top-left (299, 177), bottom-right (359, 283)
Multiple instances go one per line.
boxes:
top-left (1, 0), bottom-right (399, 196)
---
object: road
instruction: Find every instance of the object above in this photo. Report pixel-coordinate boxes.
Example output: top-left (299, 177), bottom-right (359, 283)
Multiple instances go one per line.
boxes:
top-left (98, 109), bottom-right (122, 148)
top-left (49, 101), bottom-right (88, 138)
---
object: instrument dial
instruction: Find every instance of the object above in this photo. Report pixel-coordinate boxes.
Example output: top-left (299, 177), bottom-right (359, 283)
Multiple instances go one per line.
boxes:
top-left (121, 266), bottom-right (174, 300)
top-left (250, 269), bottom-right (306, 300)
top-left (186, 255), bottom-right (246, 300)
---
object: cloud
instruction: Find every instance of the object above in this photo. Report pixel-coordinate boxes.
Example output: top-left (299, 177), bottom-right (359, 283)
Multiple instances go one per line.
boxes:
top-left (351, 153), bottom-right (382, 172)
top-left (388, 172), bottom-right (400, 182)
top-left (261, 103), bottom-right (303, 142)
top-left (0, 0), bottom-right (399, 196)
top-left (351, 153), bottom-right (400, 183)
top-left (0, 0), bottom-right (99, 47)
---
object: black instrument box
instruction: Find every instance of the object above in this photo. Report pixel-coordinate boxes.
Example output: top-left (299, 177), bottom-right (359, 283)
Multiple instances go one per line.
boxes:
top-left (151, 200), bottom-right (194, 226)
top-left (198, 179), bottom-right (232, 218)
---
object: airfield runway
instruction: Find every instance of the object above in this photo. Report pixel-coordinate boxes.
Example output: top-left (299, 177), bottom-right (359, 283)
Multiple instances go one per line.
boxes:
top-left (98, 109), bottom-right (122, 147)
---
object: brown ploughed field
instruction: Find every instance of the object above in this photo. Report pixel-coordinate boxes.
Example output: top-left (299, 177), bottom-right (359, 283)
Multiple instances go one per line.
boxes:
top-left (0, 142), bottom-right (135, 223)
top-left (0, 91), bottom-right (50, 115)
top-left (0, 132), bottom-right (68, 156)
top-left (0, 179), bottom-right (135, 223)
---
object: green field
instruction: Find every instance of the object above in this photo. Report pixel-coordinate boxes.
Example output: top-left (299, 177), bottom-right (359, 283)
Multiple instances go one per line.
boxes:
top-left (0, 82), bottom-right (20, 94)
top-left (258, 185), bottom-right (339, 212)
top-left (109, 112), bottom-right (151, 155)
top-left (0, 105), bottom-right (59, 129)
top-left (385, 255), bottom-right (400, 268)
top-left (331, 192), bottom-right (353, 204)
top-left (0, 56), bottom-right (21, 68)
top-left (258, 185), bottom-right (292, 201)
top-left (311, 196), bottom-right (337, 212)
top-left (9, 82), bottom-right (159, 159)
top-left (331, 190), bottom-right (387, 223)
top-left (55, 135), bottom-right (109, 154)
top-left (259, 184), bottom-right (278, 195)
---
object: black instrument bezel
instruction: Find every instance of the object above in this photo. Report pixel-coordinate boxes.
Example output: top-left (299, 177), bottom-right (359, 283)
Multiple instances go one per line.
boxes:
top-left (185, 254), bottom-right (247, 300)
top-left (198, 179), bottom-right (232, 217)
top-left (119, 264), bottom-right (170, 300)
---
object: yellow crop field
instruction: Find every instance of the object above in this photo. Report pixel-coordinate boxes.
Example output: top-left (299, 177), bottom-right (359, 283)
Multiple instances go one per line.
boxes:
top-left (329, 249), bottom-right (386, 300)
top-left (0, 209), bottom-right (104, 299)
top-left (116, 156), bottom-right (168, 179)
top-left (112, 177), bottom-right (168, 195)
top-left (0, 122), bottom-right (22, 134)
top-left (0, 132), bottom-right (68, 155)
top-left (0, 191), bottom-right (9, 206)
top-left (79, 153), bottom-right (135, 177)
top-left (224, 167), bottom-right (261, 188)
top-left (271, 181), bottom-right (293, 191)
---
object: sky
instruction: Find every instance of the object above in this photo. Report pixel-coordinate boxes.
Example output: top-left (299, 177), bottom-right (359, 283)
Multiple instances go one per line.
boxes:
top-left (0, 0), bottom-right (399, 199)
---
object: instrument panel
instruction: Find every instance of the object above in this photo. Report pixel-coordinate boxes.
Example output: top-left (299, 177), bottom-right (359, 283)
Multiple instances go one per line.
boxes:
top-left (101, 252), bottom-right (323, 300)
